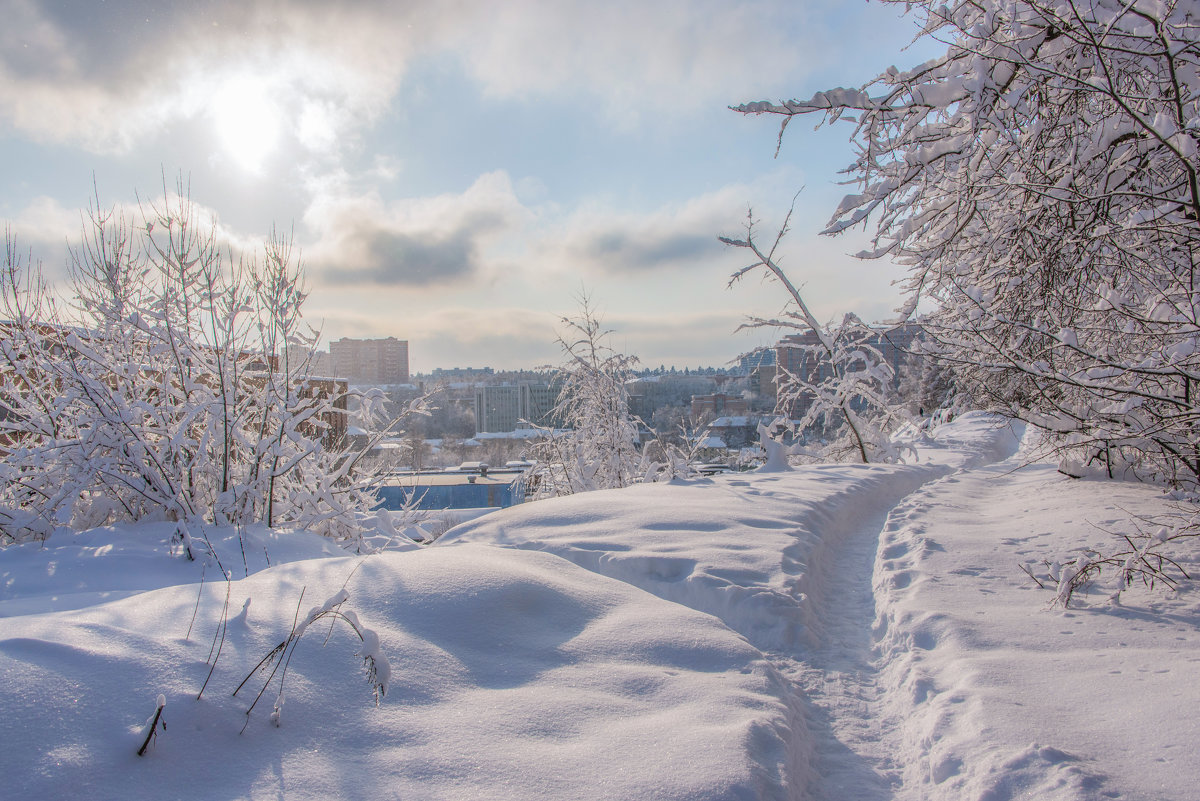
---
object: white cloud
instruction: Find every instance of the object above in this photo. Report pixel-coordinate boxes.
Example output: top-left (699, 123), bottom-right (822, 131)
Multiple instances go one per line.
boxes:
top-left (0, 2), bottom-right (415, 156)
top-left (1, 188), bottom-right (280, 288)
top-left (539, 186), bottom-right (758, 276)
top-left (526, 173), bottom-right (816, 282)
top-left (1, 195), bottom-right (78, 280)
top-left (5, 195), bottom-right (76, 242)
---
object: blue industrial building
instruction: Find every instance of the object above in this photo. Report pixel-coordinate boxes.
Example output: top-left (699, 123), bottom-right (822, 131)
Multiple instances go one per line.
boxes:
top-left (375, 467), bottom-right (527, 511)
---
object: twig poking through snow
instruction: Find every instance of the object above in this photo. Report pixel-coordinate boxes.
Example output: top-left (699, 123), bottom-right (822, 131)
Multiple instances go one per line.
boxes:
top-left (136, 694), bottom-right (166, 756)
top-left (234, 582), bottom-right (388, 731)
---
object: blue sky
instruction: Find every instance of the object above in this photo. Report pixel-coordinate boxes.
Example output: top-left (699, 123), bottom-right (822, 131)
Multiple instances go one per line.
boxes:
top-left (0, 0), bottom-right (939, 372)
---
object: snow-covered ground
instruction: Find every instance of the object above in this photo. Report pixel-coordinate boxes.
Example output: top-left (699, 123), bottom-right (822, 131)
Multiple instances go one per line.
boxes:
top-left (1, 413), bottom-right (1196, 799)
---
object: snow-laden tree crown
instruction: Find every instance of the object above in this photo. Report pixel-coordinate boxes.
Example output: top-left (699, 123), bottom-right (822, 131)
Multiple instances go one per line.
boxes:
top-left (739, 0), bottom-right (1200, 486)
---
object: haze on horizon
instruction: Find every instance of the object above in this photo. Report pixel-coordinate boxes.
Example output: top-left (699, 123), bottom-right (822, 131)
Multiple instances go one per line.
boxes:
top-left (0, 0), bottom-right (940, 373)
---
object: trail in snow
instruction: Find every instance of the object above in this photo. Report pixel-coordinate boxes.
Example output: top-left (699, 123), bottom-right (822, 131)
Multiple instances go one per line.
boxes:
top-left (427, 412), bottom-right (1200, 800)
top-left (774, 415), bottom-right (1026, 800)
top-left (441, 413), bottom-right (1033, 800)
top-left (445, 453), bottom-right (956, 799)
top-left (777, 497), bottom-right (899, 801)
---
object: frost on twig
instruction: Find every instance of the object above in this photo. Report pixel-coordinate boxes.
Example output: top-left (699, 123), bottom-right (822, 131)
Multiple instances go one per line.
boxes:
top-left (0, 178), bottom-right (427, 550)
top-left (1021, 513), bottom-right (1197, 608)
top-left (524, 293), bottom-right (681, 496)
top-left (733, 0), bottom-right (1200, 488)
top-left (732, 0), bottom-right (1200, 598)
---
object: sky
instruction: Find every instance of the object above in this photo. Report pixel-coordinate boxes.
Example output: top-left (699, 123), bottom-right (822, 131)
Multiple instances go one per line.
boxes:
top-left (0, 0), bottom-right (942, 373)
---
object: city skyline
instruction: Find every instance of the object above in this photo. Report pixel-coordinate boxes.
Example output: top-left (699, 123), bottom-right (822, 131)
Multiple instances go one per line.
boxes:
top-left (0, 1), bottom-right (943, 372)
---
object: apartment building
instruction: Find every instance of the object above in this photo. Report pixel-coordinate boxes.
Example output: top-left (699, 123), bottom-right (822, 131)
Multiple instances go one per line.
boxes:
top-left (690, 393), bottom-right (749, 420)
top-left (473, 382), bottom-right (562, 433)
top-left (329, 337), bottom-right (409, 385)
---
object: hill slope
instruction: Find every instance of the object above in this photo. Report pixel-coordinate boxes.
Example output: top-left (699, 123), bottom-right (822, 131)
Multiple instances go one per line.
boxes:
top-left (1, 413), bottom-right (1196, 799)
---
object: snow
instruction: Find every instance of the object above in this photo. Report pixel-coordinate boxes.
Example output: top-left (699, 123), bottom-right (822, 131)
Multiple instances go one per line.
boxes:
top-left (872, 446), bottom-right (1200, 799)
top-left (0, 523), bottom-right (349, 617)
top-left (2, 546), bottom-right (790, 800)
top-left (2, 412), bottom-right (1198, 799)
top-left (471, 428), bottom-right (547, 440)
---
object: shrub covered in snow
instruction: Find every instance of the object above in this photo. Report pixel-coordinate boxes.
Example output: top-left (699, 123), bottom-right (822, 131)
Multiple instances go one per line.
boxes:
top-left (0, 183), bottom-right (408, 547)
top-left (524, 296), bottom-right (685, 497)
top-left (723, 207), bottom-right (911, 464)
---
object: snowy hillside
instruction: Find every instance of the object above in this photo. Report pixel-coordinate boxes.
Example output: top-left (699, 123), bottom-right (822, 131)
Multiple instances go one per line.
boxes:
top-left (1, 413), bottom-right (1196, 800)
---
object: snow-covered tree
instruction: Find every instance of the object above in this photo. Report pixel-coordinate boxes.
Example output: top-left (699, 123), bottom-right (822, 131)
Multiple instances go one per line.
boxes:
top-left (0, 184), bottom-right (406, 547)
top-left (525, 297), bottom-right (677, 497)
top-left (735, 0), bottom-right (1200, 486)
top-left (723, 207), bottom-right (910, 464)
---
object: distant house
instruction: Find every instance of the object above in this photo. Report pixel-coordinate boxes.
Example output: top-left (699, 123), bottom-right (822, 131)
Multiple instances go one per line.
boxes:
top-left (695, 435), bottom-right (728, 463)
top-left (625, 373), bottom-right (719, 422)
top-left (473, 381), bottom-right (562, 433)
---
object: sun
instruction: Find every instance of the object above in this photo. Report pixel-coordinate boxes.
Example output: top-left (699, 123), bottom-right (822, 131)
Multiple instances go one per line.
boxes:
top-left (211, 76), bottom-right (281, 173)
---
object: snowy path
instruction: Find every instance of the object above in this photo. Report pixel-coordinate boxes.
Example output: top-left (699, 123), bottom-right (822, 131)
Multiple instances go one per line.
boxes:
top-left (766, 416), bottom-right (1026, 800)
top-left (445, 456), bottom-right (960, 799)
top-left (775, 497), bottom-right (900, 801)
top-left (441, 414), bottom-right (1053, 799)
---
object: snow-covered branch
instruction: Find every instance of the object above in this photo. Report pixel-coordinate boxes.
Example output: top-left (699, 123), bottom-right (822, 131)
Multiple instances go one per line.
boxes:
top-left (723, 209), bottom-right (911, 464)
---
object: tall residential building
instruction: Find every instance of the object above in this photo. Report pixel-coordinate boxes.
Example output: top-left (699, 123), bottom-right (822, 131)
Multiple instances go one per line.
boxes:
top-left (749, 365), bottom-right (778, 403)
top-left (284, 344), bottom-right (333, 377)
top-left (474, 385), bottom-right (521, 434)
top-left (738, 349), bottom-right (776, 373)
top-left (519, 383), bottom-right (561, 428)
top-left (473, 382), bottom-right (562, 433)
top-left (329, 337), bottom-right (410, 385)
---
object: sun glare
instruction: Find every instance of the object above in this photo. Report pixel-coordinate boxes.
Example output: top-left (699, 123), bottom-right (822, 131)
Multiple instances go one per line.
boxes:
top-left (212, 77), bottom-right (281, 173)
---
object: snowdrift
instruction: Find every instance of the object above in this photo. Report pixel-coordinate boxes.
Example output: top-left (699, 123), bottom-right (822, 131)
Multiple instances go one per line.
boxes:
top-left (443, 462), bottom-right (941, 655)
top-left (1, 546), bottom-right (795, 800)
